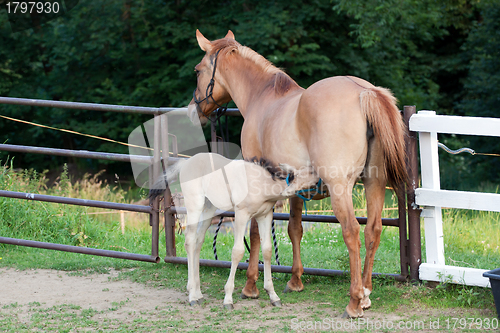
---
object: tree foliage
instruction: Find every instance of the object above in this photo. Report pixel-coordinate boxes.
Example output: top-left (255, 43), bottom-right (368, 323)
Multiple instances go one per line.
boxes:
top-left (0, 0), bottom-right (497, 186)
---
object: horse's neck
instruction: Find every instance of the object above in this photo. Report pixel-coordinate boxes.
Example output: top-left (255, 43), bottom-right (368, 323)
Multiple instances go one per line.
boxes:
top-left (222, 60), bottom-right (301, 117)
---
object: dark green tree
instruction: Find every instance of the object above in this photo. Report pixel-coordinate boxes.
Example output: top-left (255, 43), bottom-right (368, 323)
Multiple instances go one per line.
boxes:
top-left (0, 0), bottom-right (495, 188)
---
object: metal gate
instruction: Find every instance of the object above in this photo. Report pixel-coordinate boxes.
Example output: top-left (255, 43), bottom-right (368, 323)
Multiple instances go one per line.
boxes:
top-left (0, 97), bottom-right (421, 281)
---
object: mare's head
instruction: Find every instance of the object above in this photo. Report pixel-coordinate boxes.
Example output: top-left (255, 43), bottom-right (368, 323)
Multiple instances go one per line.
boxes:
top-left (188, 30), bottom-right (238, 126)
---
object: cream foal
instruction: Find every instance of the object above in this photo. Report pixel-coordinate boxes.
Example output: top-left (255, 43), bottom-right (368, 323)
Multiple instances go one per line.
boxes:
top-left (151, 152), bottom-right (318, 309)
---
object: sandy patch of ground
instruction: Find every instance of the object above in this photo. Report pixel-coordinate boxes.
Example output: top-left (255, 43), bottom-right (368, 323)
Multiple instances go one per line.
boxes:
top-left (0, 268), bottom-right (495, 332)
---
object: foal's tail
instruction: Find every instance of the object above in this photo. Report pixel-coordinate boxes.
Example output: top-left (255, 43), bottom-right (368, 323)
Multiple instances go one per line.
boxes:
top-left (360, 87), bottom-right (407, 189)
top-left (148, 159), bottom-right (187, 199)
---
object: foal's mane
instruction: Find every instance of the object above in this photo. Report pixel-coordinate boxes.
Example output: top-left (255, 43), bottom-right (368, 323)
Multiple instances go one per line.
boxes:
top-left (211, 38), bottom-right (300, 96)
top-left (246, 157), bottom-right (294, 182)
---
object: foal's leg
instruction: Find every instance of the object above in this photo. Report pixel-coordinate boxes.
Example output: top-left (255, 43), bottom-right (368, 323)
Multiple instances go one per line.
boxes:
top-left (192, 205), bottom-right (217, 304)
top-left (329, 180), bottom-right (364, 318)
top-left (224, 211), bottom-right (250, 309)
top-left (242, 218), bottom-right (260, 299)
top-left (285, 196), bottom-right (305, 293)
top-left (185, 209), bottom-right (204, 305)
top-left (257, 212), bottom-right (281, 306)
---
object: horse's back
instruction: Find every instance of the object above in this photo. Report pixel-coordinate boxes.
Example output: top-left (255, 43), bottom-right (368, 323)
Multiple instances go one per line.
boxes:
top-left (295, 76), bottom-right (370, 171)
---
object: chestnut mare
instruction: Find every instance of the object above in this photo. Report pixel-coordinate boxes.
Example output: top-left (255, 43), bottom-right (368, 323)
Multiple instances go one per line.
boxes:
top-left (187, 30), bottom-right (407, 318)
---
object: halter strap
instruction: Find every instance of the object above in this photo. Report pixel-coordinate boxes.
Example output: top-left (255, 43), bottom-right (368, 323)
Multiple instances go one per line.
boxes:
top-left (192, 49), bottom-right (228, 122)
top-left (286, 176), bottom-right (326, 215)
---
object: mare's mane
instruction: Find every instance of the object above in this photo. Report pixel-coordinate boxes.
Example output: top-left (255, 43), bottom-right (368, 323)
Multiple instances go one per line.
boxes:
top-left (211, 38), bottom-right (300, 96)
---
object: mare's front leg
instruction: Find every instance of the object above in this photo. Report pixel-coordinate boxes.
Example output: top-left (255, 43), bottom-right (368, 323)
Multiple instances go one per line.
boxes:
top-left (257, 211), bottom-right (281, 306)
top-left (241, 218), bottom-right (260, 299)
top-left (285, 196), bottom-right (305, 293)
top-left (224, 211), bottom-right (250, 309)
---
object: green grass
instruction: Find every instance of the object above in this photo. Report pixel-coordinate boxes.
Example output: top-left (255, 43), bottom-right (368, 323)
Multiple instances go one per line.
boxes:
top-left (0, 164), bottom-right (498, 331)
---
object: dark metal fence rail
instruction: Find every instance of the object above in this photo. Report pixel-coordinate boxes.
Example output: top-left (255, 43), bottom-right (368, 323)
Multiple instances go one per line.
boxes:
top-left (0, 190), bottom-right (152, 213)
top-left (170, 207), bottom-right (400, 227)
top-left (0, 96), bottom-right (242, 116)
top-left (0, 237), bottom-right (160, 263)
top-left (0, 96), bottom-right (420, 282)
top-left (0, 143), bottom-right (151, 163)
top-left (0, 143), bottom-right (182, 164)
top-left (163, 257), bottom-right (407, 282)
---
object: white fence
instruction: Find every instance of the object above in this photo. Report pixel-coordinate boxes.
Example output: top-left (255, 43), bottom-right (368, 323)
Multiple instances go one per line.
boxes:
top-left (410, 110), bottom-right (500, 288)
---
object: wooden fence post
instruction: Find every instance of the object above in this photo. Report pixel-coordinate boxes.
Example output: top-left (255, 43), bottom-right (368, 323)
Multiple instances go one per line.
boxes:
top-left (404, 106), bottom-right (422, 283)
top-left (162, 113), bottom-right (177, 257)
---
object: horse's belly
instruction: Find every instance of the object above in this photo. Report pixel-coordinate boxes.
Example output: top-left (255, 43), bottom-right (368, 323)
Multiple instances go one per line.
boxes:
top-left (241, 103), bottom-right (310, 167)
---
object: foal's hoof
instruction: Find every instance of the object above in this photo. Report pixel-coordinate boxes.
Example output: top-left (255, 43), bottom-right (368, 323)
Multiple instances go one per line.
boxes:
top-left (189, 298), bottom-right (203, 306)
top-left (271, 300), bottom-right (282, 307)
top-left (223, 303), bottom-right (234, 310)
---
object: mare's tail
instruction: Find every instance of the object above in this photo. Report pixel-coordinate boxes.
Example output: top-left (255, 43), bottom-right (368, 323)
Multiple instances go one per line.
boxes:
top-left (148, 159), bottom-right (187, 199)
top-left (359, 87), bottom-right (407, 189)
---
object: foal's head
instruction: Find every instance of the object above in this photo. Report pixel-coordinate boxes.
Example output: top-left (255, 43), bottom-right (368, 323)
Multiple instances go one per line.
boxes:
top-left (188, 30), bottom-right (237, 126)
top-left (278, 164), bottom-right (319, 198)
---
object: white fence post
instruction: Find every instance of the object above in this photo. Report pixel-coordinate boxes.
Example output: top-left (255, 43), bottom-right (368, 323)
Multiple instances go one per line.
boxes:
top-left (417, 111), bottom-right (445, 266)
top-left (409, 111), bottom-right (500, 288)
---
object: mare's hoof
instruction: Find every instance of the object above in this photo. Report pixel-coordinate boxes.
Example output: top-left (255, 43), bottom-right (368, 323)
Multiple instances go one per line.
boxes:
top-left (223, 303), bottom-right (234, 310)
top-left (341, 310), bottom-right (351, 319)
top-left (283, 282), bottom-right (304, 294)
top-left (241, 292), bottom-right (259, 299)
top-left (360, 299), bottom-right (371, 310)
top-left (341, 307), bottom-right (363, 319)
top-left (271, 300), bottom-right (282, 307)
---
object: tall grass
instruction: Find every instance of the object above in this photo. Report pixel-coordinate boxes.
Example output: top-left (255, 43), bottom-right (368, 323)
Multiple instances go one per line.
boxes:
top-left (0, 161), bottom-right (155, 270)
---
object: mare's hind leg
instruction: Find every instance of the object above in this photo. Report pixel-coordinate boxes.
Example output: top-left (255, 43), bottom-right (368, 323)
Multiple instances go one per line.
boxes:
top-left (328, 180), bottom-right (364, 318)
top-left (360, 147), bottom-right (387, 310)
top-left (241, 218), bottom-right (260, 299)
top-left (284, 196), bottom-right (305, 293)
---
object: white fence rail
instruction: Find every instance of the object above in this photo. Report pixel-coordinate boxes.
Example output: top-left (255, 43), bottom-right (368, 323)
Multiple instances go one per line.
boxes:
top-left (409, 110), bottom-right (500, 288)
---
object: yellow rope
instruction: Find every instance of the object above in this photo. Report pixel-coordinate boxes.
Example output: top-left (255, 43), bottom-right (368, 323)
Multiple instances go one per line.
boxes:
top-left (475, 152), bottom-right (500, 157)
top-left (0, 114), bottom-right (191, 158)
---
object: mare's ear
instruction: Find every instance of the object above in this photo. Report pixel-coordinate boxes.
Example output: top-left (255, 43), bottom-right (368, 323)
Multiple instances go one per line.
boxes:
top-left (196, 29), bottom-right (212, 52)
top-left (225, 30), bottom-right (235, 40)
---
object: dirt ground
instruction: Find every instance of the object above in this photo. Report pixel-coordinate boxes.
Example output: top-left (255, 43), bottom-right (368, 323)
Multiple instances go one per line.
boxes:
top-left (0, 268), bottom-right (495, 332)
